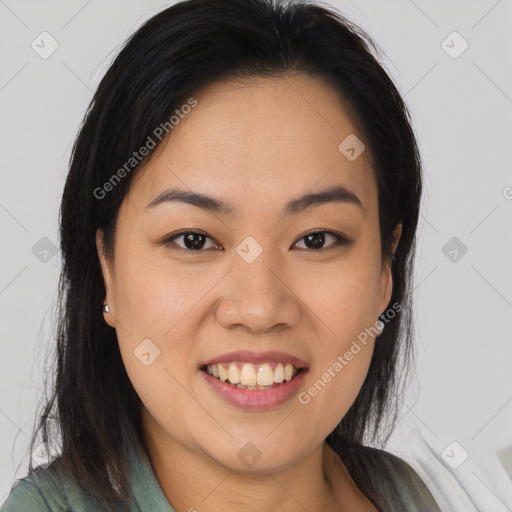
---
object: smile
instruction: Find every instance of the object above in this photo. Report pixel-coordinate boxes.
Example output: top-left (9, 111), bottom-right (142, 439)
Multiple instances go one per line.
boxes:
top-left (202, 361), bottom-right (301, 390)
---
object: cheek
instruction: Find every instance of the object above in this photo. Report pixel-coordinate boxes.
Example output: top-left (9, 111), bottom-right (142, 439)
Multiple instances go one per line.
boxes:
top-left (294, 259), bottom-right (378, 422)
top-left (120, 348), bottom-right (201, 449)
top-left (299, 332), bottom-right (374, 435)
top-left (113, 267), bottom-right (200, 432)
top-left (113, 257), bottom-right (210, 340)
top-left (112, 260), bottom-right (205, 401)
top-left (294, 255), bottom-right (381, 340)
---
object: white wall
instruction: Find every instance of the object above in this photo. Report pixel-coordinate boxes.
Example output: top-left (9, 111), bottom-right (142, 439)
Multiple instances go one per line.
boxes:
top-left (1, 1), bottom-right (511, 509)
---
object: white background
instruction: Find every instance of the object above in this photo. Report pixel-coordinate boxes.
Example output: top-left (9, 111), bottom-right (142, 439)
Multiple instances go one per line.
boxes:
top-left (1, 0), bottom-right (511, 510)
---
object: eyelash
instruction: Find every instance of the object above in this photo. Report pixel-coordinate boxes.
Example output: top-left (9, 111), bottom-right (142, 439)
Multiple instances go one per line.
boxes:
top-left (162, 230), bottom-right (354, 252)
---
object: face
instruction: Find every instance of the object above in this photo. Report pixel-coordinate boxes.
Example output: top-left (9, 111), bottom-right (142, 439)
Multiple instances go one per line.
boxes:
top-left (97, 73), bottom-right (401, 473)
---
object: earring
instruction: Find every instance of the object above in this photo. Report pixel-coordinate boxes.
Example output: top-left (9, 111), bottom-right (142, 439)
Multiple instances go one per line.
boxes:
top-left (376, 319), bottom-right (385, 337)
top-left (103, 304), bottom-right (110, 313)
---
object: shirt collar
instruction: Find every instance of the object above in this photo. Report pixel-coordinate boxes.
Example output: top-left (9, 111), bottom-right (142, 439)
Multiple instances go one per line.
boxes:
top-left (127, 440), bottom-right (177, 511)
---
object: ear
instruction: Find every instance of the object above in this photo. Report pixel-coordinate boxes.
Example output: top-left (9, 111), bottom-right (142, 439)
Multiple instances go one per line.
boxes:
top-left (379, 223), bottom-right (402, 315)
top-left (96, 229), bottom-right (117, 328)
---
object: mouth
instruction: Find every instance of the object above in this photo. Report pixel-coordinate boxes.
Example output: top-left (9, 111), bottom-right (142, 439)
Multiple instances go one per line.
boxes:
top-left (200, 361), bottom-right (305, 391)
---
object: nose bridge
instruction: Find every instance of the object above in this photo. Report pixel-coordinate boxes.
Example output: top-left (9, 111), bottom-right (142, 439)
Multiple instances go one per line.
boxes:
top-left (215, 237), bottom-right (300, 332)
top-left (235, 234), bottom-right (280, 291)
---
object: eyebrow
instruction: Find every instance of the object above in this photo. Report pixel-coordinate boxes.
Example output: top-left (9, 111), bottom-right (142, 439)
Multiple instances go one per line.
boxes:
top-left (145, 184), bottom-right (363, 217)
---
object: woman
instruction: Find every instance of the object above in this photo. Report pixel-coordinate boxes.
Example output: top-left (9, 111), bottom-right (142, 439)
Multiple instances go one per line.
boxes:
top-left (1, 0), bottom-right (441, 510)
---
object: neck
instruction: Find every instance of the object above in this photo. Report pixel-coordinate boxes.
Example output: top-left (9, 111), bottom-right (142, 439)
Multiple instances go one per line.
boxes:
top-left (142, 417), bottom-right (338, 511)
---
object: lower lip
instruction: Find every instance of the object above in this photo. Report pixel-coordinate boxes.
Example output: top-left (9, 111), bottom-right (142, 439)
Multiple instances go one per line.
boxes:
top-left (200, 369), bottom-right (308, 411)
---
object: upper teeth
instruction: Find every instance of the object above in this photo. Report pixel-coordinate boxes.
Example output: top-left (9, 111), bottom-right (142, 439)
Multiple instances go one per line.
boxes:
top-left (205, 362), bottom-right (299, 386)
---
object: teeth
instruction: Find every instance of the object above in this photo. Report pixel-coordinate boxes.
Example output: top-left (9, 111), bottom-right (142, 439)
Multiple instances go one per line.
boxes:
top-left (228, 364), bottom-right (241, 384)
top-left (240, 363), bottom-right (257, 386)
top-left (237, 384), bottom-right (258, 390)
top-left (274, 363), bottom-right (285, 383)
top-left (257, 363), bottom-right (274, 386)
top-left (204, 361), bottom-right (300, 387)
top-left (284, 363), bottom-right (294, 381)
top-left (218, 364), bottom-right (229, 381)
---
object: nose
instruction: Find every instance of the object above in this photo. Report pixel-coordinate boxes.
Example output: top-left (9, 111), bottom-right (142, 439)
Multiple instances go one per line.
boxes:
top-left (215, 250), bottom-right (301, 334)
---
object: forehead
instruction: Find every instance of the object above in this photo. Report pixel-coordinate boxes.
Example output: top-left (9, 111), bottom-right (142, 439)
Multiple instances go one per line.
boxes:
top-left (127, 74), bottom-right (377, 217)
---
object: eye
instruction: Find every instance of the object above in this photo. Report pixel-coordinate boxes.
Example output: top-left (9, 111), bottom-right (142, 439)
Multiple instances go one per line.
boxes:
top-left (292, 230), bottom-right (354, 251)
top-left (164, 231), bottom-right (221, 251)
top-left (163, 229), bottom-right (354, 252)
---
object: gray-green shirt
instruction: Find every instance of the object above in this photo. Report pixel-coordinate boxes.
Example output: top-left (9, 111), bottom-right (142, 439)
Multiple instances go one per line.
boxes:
top-left (1, 441), bottom-right (441, 511)
top-left (1, 442), bottom-right (173, 512)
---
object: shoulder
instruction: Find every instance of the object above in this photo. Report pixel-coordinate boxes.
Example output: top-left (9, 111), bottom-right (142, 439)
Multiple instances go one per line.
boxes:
top-left (1, 476), bottom-right (51, 512)
top-left (1, 462), bottom-right (106, 512)
top-left (333, 440), bottom-right (442, 511)
top-left (357, 442), bottom-right (427, 480)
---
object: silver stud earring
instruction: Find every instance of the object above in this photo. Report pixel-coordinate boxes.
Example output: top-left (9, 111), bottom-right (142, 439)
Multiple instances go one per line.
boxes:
top-left (376, 319), bottom-right (385, 337)
top-left (103, 304), bottom-right (110, 313)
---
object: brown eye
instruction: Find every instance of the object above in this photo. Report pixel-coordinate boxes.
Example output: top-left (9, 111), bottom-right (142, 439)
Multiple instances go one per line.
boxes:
top-left (165, 231), bottom-right (220, 251)
top-left (293, 230), bottom-right (354, 251)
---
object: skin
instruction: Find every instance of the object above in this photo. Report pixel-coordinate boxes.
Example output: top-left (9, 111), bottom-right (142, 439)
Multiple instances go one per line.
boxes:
top-left (97, 73), bottom-right (401, 512)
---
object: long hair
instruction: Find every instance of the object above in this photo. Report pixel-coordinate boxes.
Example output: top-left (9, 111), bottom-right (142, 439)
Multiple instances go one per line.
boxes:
top-left (27, 0), bottom-right (422, 506)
